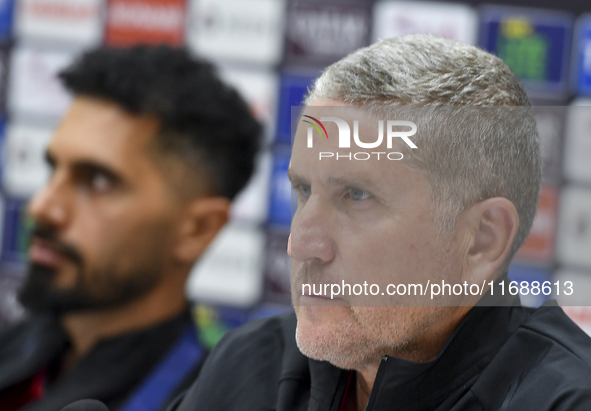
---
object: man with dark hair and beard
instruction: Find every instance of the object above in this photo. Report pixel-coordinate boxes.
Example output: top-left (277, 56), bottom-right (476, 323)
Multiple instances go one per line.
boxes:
top-left (0, 45), bottom-right (261, 411)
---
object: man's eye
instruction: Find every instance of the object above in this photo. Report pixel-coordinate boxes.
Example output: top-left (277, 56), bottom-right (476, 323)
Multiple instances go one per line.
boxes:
top-left (349, 188), bottom-right (372, 201)
top-left (78, 171), bottom-right (113, 193)
top-left (90, 173), bottom-right (112, 192)
top-left (298, 184), bottom-right (312, 198)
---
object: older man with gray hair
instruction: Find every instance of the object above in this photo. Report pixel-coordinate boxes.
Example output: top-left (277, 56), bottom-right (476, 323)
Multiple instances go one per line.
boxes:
top-left (168, 35), bottom-right (591, 411)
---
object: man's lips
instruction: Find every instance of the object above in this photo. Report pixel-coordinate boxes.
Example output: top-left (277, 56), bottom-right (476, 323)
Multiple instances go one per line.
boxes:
top-left (297, 283), bottom-right (349, 305)
top-left (29, 240), bottom-right (65, 266)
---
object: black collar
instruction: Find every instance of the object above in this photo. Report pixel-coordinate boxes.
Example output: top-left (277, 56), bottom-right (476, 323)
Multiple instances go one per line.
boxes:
top-left (304, 275), bottom-right (531, 411)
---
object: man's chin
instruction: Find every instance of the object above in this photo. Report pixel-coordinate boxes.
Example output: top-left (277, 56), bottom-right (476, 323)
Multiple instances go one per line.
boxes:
top-left (17, 268), bottom-right (89, 315)
top-left (17, 263), bottom-right (59, 314)
top-left (294, 313), bottom-right (373, 370)
top-left (19, 261), bottom-right (162, 315)
top-left (294, 317), bottom-right (339, 362)
top-left (19, 263), bottom-right (105, 315)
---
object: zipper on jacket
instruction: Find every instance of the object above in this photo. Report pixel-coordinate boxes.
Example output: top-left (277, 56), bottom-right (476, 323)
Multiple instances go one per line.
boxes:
top-left (363, 356), bottom-right (389, 411)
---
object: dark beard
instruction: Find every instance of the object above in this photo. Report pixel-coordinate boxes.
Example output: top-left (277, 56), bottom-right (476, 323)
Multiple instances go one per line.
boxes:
top-left (18, 262), bottom-right (161, 315)
top-left (19, 223), bottom-right (161, 315)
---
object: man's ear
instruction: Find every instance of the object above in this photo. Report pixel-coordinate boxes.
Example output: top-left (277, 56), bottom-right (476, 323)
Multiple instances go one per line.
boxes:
top-left (174, 197), bottom-right (231, 264)
top-left (462, 197), bottom-right (519, 284)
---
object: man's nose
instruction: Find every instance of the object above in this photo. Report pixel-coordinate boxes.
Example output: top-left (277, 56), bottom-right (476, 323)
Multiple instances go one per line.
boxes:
top-left (289, 195), bottom-right (336, 263)
top-left (28, 174), bottom-right (70, 230)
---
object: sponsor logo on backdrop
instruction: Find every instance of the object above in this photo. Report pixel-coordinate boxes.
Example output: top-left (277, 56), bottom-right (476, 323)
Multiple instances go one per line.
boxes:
top-left (187, 0), bottom-right (285, 65)
top-left (105, 0), bottom-right (185, 46)
top-left (16, 0), bottom-right (104, 46)
top-left (372, 1), bottom-right (477, 45)
top-left (285, 2), bottom-right (370, 64)
top-left (2, 124), bottom-right (53, 198)
top-left (8, 47), bottom-right (75, 118)
top-left (480, 6), bottom-right (573, 98)
top-left (497, 18), bottom-right (548, 81)
top-left (198, 5), bottom-right (278, 37)
top-left (109, 1), bottom-right (182, 32)
top-left (288, 9), bottom-right (368, 56)
top-left (24, 1), bottom-right (95, 19)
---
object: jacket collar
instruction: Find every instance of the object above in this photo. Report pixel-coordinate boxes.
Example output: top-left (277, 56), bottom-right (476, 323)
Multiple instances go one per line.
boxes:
top-left (305, 275), bottom-right (530, 411)
top-left (365, 275), bottom-right (528, 410)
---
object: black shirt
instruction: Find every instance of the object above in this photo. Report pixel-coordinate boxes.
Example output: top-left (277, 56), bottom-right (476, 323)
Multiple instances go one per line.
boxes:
top-left (170, 301), bottom-right (591, 411)
top-left (0, 310), bottom-right (203, 411)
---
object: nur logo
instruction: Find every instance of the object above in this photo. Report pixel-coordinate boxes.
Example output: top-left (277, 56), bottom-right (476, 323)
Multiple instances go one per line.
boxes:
top-left (301, 116), bottom-right (418, 161)
top-left (301, 115), bottom-right (329, 143)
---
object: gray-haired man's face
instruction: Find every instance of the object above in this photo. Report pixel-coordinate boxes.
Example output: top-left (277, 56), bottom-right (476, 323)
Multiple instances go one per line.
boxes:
top-left (288, 103), bottom-right (472, 367)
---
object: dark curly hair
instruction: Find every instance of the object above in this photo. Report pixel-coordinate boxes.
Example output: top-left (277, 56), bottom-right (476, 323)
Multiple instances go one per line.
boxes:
top-left (58, 45), bottom-right (262, 200)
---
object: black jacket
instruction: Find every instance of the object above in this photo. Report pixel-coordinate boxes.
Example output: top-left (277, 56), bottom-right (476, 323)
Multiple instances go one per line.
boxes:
top-left (0, 310), bottom-right (203, 411)
top-left (170, 302), bottom-right (591, 410)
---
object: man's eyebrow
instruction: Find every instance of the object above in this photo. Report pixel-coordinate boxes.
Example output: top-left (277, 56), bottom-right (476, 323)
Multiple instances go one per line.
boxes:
top-left (287, 170), bottom-right (378, 192)
top-left (287, 169), bottom-right (307, 186)
top-left (44, 150), bottom-right (122, 180)
top-left (70, 160), bottom-right (123, 182)
top-left (326, 176), bottom-right (376, 189)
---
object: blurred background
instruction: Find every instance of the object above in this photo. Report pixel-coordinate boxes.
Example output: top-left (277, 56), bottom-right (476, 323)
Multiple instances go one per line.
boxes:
top-left (0, 0), bottom-right (591, 346)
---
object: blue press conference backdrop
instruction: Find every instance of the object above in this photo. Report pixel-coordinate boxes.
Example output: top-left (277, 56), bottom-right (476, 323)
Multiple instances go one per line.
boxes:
top-left (1, 0), bottom-right (591, 335)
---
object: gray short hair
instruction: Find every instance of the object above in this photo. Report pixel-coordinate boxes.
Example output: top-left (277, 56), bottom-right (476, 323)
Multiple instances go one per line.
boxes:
top-left (306, 34), bottom-right (541, 272)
